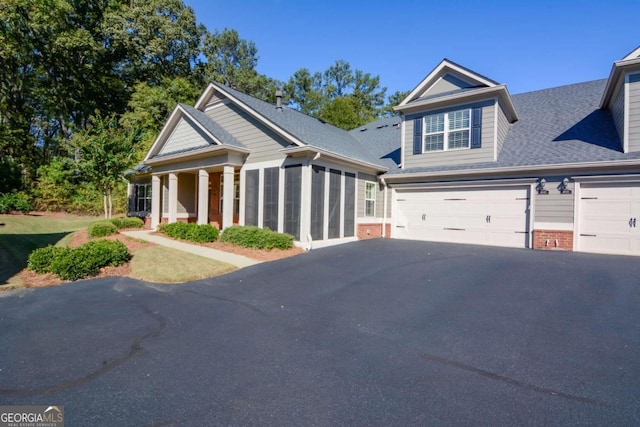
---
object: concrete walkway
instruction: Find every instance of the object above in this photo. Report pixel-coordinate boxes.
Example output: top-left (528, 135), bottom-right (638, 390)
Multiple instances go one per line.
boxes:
top-left (121, 230), bottom-right (260, 269)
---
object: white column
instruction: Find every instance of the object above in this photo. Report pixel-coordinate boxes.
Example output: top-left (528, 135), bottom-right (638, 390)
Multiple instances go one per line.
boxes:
top-left (222, 165), bottom-right (234, 229)
top-left (151, 175), bottom-right (161, 229)
top-left (168, 173), bottom-right (178, 224)
top-left (197, 169), bottom-right (209, 225)
top-left (300, 161), bottom-right (312, 246)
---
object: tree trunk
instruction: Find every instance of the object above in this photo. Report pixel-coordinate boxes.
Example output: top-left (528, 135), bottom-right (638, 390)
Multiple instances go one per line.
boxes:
top-left (103, 194), bottom-right (108, 219)
top-left (108, 191), bottom-right (113, 219)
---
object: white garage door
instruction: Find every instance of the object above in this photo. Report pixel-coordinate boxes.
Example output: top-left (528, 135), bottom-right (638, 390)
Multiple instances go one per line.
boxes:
top-left (394, 186), bottom-right (530, 248)
top-left (578, 183), bottom-right (640, 255)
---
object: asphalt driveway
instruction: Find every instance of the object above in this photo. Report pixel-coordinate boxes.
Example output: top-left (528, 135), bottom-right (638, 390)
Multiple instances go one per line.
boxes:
top-left (1, 239), bottom-right (639, 425)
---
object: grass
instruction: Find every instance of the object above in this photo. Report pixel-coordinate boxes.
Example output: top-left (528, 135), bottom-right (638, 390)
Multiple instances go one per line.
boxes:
top-left (129, 245), bottom-right (236, 283)
top-left (0, 214), bottom-right (98, 284)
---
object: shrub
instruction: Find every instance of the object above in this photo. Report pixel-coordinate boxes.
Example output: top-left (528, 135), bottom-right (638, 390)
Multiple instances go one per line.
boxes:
top-left (27, 245), bottom-right (69, 274)
top-left (110, 217), bottom-right (144, 229)
top-left (88, 220), bottom-right (118, 237)
top-left (0, 192), bottom-right (31, 214)
top-left (28, 240), bottom-right (130, 281)
top-left (160, 222), bottom-right (219, 243)
top-left (0, 193), bottom-right (15, 214)
top-left (186, 224), bottom-right (219, 243)
top-left (220, 226), bottom-right (294, 250)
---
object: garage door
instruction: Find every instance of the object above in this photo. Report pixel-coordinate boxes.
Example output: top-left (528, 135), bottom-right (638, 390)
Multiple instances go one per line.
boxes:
top-left (394, 186), bottom-right (530, 248)
top-left (578, 183), bottom-right (640, 255)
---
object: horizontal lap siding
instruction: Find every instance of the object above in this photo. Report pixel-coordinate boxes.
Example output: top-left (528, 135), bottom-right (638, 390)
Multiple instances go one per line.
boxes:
top-left (206, 103), bottom-right (288, 163)
top-left (357, 172), bottom-right (383, 218)
top-left (403, 100), bottom-right (495, 169)
top-left (423, 73), bottom-right (474, 97)
top-left (496, 105), bottom-right (509, 155)
top-left (534, 178), bottom-right (574, 223)
top-left (628, 73), bottom-right (640, 152)
top-left (611, 85), bottom-right (625, 146)
top-left (159, 117), bottom-right (210, 156)
top-left (205, 92), bottom-right (226, 108)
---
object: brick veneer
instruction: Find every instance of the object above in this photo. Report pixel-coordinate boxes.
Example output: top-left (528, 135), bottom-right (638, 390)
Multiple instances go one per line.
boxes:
top-left (533, 229), bottom-right (574, 251)
top-left (357, 223), bottom-right (391, 239)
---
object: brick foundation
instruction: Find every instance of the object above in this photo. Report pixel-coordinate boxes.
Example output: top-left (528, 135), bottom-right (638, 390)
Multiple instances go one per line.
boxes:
top-left (160, 217), bottom-right (197, 224)
top-left (533, 229), bottom-right (574, 251)
top-left (143, 216), bottom-right (152, 229)
top-left (357, 223), bottom-right (391, 239)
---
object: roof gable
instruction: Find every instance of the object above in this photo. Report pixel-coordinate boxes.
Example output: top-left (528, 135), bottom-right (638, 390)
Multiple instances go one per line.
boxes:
top-left (158, 116), bottom-right (212, 157)
top-left (398, 59), bottom-right (498, 107)
top-left (623, 46), bottom-right (640, 60)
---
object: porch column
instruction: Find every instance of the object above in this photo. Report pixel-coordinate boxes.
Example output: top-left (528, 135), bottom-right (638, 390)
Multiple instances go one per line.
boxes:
top-left (197, 169), bottom-right (209, 225)
top-left (222, 165), bottom-right (234, 229)
top-left (151, 175), bottom-right (161, 229)
top-left (168, 172), bottom-right (178, 224)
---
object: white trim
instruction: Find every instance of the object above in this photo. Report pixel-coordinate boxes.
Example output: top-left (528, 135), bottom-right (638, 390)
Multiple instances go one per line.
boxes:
top-left (364, 181), bottom-right (377, 218)
top-left (282, 146), bottom-right (386, 173)
top-left (571, 174), bottom-right (640, 183)
top-left (239, 167), bottom-right (246, 225)
top-left (391, 177), bottom-right (537, 190)
top-left (382, 181), bottom-right (388, 238)
top-left (204, 98), bottom-right (231, 111)
top-left (400, 117), bottom-right (406, 169)
top-left (533, 222), bottom-right (573, 231)
top-left (573, 182), bottom-right (580, 251)
top-left (309, 236), bottom-right (358, 250)
top-left (357, 217), bottom-right (385, 224)
top-left (257, 168), bottom-right (264, 227)
top-left (397, 60), bottom-right (497, 107)
top-left (623, 46), bottom-right (640, 60)
top-left (278, 165), bottom-right (285, 233)
top-left (624, 73), bottom-right (630, 153)
top-left (323, 167), bottom-right (330, 240)
top-left (421, 108), bottom-right (471, 153)
top-left (493, 99), bottom-right (499, 162)
top-left (340, 172), bottom-right (345, 238)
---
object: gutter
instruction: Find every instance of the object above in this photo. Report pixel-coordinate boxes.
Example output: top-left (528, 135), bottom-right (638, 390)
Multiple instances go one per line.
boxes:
top-left (281, 146), bottom-right (388, 173)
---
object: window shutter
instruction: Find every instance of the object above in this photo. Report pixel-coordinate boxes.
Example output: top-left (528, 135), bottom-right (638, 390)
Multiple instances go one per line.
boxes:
top-left (413, 117), bottom-right (423, 154)
top-left (471, 107), bottom-right (482, 149)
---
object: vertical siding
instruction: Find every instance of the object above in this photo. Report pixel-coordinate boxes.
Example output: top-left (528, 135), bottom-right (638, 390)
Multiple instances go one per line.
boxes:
top-left (357, 172), bottom-right (383, 218)
top-left (403, 100), bottom-right (495, 168)
top-left (159, 117), bottom-right (210, 156)
top-left (496, 104), bottom-right (510, 156)
top-left (206, 103), bottom-right (288, 163)
top-left (628, 73), bottom-right (640, 152)
top-left (533, 177), bottom-right (574, 223)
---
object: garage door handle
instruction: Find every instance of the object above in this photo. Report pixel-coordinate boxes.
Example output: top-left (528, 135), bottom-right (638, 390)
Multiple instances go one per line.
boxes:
top-left (580, 233), bottom-right (597, 237)
top-left (444, 227), bottom-right (465, 231)
top-left (486, 215), bottom-right (491, 223)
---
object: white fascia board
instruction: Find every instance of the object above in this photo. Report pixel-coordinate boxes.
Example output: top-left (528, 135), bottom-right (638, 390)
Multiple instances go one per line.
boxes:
top-left (145, 145), bottom-right (249, 166)
top-left (205, 83), bottom-right (306, 148)
top-left (600, 58), bottom-right (640, 108)
top-left (391, 177), bottom-right (537, 190)
top-left (281, 146), bottom-right (388, 173)
top-left (383, 159), bottom-right (640, 181)
top-left (397, 59), bottom-right (498, 108)
top-left (194, 83), bottom-right (216, 110)
top-left (395, 86), bottom-right (519, 122)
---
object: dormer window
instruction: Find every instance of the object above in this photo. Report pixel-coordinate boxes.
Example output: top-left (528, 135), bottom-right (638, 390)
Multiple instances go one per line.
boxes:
top-left (423, 108), bottom-right (470, 152)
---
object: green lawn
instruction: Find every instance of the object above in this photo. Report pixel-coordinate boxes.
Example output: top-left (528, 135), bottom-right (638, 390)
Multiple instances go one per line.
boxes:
top-left (0, 214), bottom-right (237, 286)
top-left (0, 214), bottom-right (98, 284)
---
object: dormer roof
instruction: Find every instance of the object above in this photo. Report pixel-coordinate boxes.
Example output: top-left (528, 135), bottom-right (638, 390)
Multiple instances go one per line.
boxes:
top-left (394, 59), bottom-right (518, 123)
top-left (600, 47), bottom-right (640, 108)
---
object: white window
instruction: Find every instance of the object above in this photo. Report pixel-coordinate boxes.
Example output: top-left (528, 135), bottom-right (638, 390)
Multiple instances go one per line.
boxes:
top-left (365, 182), bottom-right (376, 217)
top-left (423, 108), bottom-right (471, 152)
top-left (134, 183), bottom-right (152, 213)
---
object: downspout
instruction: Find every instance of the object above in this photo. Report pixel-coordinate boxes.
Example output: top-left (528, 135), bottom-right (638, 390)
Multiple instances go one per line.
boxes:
top-left (380, 175), bottom-right (387, 238)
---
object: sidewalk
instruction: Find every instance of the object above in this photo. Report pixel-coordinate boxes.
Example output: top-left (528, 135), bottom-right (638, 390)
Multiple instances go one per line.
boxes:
top-left (121, 230), bottom-right (260, 269)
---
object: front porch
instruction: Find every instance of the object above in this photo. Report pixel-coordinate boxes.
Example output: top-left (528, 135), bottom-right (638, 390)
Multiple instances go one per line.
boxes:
top-left (150, 165), bottom-right (240, 230)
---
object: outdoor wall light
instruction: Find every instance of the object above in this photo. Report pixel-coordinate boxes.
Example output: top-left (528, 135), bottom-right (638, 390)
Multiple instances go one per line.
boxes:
top-left (558, 177), bottom-right (572, 194)
top-left (536, 178), bottom-right (549, 194)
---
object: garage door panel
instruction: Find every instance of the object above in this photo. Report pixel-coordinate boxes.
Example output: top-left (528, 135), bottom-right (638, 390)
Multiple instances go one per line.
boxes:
top-left (579, 183), bottom-right (640, 255)
top-left (395, 186), bottom-right (530, 249)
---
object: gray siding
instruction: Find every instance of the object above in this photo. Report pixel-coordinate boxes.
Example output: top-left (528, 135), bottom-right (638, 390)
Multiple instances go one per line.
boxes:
top-left (205, 92), bottom-right (226, 108)
top-left (423, 73), bottom-right (475, 98)
top-left (159, 117), bottom-right (210, 156)
top-left (357, 172), bottom-right (384, 218)
top-left (496, 104), bottom-right (510, 156)
top-left (534, 177), bottom-right (574, 224)
top-left (177, 173), bottom-right (196, 214)
top-left (611, 84), bottom-right (625, 147)
top-left (403, 100), bottom-right (496, 169)
top-left (206, 102), bottom-right (288, 163)
top-left (151, 152), bottom-right (230, 174)
top-left (628, 73), bottom-right (640, 152)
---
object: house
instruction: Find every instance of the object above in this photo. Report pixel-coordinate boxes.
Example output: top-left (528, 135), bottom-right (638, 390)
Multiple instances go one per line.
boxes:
top-left (128, 46), bottom-right (640, 256)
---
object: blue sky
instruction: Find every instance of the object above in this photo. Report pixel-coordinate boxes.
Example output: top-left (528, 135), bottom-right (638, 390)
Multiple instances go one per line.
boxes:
top-left (186, 0), bottom-right (640, 97)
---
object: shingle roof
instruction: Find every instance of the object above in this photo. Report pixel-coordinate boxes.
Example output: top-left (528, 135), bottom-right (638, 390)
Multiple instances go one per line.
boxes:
top-left (179, 103), bottom-right (245, 149)
top-left (349, 116), bottom-right (402, 170)
top-left (386, 79), bottom-right (640, 177)
top-left (212, 82), bottom-right (386, 168)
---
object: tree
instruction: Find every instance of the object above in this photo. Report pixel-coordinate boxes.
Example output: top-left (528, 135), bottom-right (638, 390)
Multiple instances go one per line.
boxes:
top-left (71, 114), bottom-right (136, 218)
top-left (384, 90), bottom-right (411, 116)
top-left (284, 60), bottom-right (387, 129)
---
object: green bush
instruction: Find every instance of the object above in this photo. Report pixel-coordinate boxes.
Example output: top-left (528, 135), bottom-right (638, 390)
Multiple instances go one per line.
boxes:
top-left (160, 222), bottom-right (219, 243)
top-left (28, 240), bottom-right (130, 281)
top-left (186, 224), bottom-right (219, 243)
top-left (110, 217), bottom-right (144, 229)
top-left (0, 192), bottom-right (31, 214)
top-left (27, 245), bottom-right (69, 274)
top-left (88, 220), bottom-right (118, 237)
top-left (220, 226), bottom-right (294, 250)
